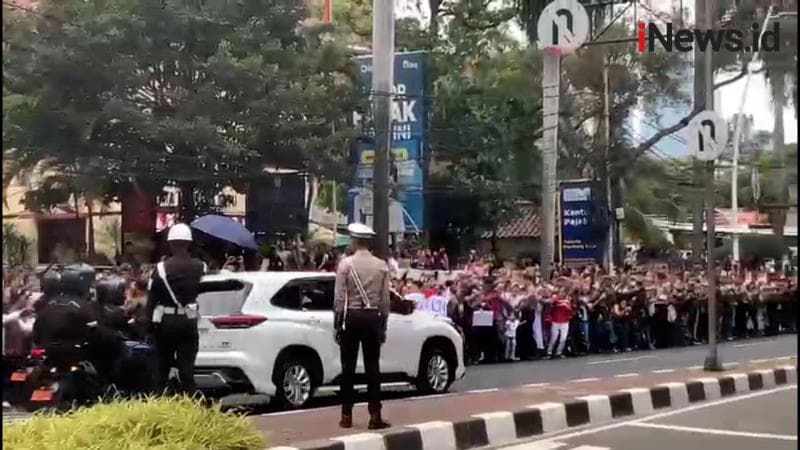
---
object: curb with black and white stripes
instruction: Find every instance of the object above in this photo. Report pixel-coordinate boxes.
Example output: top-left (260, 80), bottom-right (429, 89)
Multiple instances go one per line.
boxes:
top-left (268, 365), bottom-right (797, 450)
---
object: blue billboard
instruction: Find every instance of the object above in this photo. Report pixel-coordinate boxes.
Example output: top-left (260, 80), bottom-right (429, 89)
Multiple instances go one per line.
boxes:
top-left (348, 51), bottom-right (428, 233)
top-left (558, 180), bottom-right (606, 265)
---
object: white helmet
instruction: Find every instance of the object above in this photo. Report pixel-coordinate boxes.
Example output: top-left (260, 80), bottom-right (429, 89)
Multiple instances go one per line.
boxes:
top-left (167, 223), bottom-right (193, 242)
top-left (347, 222), bottom-right (375, 239)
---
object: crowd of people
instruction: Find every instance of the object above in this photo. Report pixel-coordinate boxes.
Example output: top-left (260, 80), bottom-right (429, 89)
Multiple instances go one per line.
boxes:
top-left (3, 250), bottom-right (797, 406)
top-left (391, 259), bottom-right (797, 364)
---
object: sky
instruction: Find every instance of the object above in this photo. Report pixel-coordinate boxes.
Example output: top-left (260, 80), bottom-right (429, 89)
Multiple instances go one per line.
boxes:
top-left (633, 0), bottom-right (798, 158)
top-left (393, 0), bottom-right (797, 157)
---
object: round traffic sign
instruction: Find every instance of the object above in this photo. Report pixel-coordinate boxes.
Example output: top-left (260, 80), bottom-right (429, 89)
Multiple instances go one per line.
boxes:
top-left (536, 0), bottom-right (590, 55)
top-left (688, 110), bottom-right (728, 161)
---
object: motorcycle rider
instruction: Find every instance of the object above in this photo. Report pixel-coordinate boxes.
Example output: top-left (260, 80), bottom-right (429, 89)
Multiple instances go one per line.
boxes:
top-left (94, 277), bottom-right (131, 336)
top-left (95, 276), bottom-right (155, 392)
top-left (32, 264), bottom-right (98, 361)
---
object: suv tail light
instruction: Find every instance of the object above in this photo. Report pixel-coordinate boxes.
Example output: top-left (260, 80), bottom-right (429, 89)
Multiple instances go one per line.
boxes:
top-left (209, 315), bottom-right (267, 329)
top-left (31, 348), bottom-right (46, 359)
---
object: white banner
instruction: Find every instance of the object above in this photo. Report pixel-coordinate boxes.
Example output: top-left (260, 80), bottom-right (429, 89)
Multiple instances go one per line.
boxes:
top-left (417, 295), bottom-right (449, 317)
top-left (473, 310), bottom-right (494, 327)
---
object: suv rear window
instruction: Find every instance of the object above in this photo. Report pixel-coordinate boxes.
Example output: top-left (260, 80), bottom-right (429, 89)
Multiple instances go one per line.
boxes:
top-left (197, 280), bottom-right (251, 316)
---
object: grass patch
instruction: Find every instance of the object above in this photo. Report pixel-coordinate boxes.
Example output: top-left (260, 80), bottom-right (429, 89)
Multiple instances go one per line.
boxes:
top-left (3, 396), bottom-right (266, 450)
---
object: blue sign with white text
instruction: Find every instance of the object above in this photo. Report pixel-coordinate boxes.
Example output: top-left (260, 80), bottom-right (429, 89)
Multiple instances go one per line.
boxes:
top-left (348, 51), bottom-right (428, 233)
top-left (559, 180), bottom-right (606, 265)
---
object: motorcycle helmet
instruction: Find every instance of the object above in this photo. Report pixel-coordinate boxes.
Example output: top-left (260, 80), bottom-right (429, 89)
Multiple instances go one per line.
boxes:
top-left (61, 263), bottom-right (96, 298)
top-left (96, 277), bottom-right (127, 306)
top-left (41, 270), bottom-right (62, 298)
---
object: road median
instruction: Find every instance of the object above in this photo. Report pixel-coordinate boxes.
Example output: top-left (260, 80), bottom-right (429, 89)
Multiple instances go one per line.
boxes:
top-left (261, 361), bottom-right (796, 450)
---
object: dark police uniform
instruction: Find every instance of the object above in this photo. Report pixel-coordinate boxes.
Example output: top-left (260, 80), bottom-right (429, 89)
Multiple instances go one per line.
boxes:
top-left (147, 255), bottom-right (204, 394)
top-left (333, 223), bottom-right (390, 428)
top-left (32, 265), bottom-right (97, 364)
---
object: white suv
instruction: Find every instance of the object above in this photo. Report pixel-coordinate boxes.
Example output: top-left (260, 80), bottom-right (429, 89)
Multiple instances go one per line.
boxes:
top-left (193, 271), bottom-right (466, 409)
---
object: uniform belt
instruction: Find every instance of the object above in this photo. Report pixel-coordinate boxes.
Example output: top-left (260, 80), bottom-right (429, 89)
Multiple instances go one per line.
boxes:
top-left (163, 305), bottom-right (195, 315)
top-left (348, 306), bottom-right (378, 311)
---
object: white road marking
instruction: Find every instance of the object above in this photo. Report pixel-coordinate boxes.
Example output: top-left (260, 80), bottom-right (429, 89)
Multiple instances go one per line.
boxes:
top-left (500, 441), bottom-right (567, 449)
top-left (733, 340), bottom-right (775, 348)
top-left (570, 378), bottom-right (600, 383)
top-left (651, 369), bottom-right (675, 374)
top-left (411, 393), bottom-right (455, 401)
top-left (686, 366), bottom-right (703, 371)
top-left (499, 442), bottom-right (610, 450)
top-left (629, 422), bottom-right (797, 441)
top-left (466, 388), bottom-right (499, 394)
top-left (614, 373), bottom-right (639, 378)
top-left (774, 356), bottom-right (794, 360)
top-left (524, 382), bottom-right (551, 388)
top-left (750, 358), bottom-right (770, 363)
top-left (511, 385), bottom-right (797, 443)
top-left (587, 356), bottom-right (655, 365)
top-left (722, 362), bottom-right (739, 369)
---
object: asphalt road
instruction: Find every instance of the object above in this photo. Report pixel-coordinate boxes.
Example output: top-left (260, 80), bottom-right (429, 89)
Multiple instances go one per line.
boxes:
top-left (4, 334), bottom-right (795, 418)
top-left (220, 334), bottom-right (797, 412)
top-left (455, 334), bottom-right (798, 391)
top-left (495, 383), bottom-right (797, 450)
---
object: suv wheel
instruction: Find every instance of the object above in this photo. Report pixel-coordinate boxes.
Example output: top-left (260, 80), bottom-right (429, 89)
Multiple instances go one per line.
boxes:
top-left (274, 358), bottom-right (315, 409)
top-left (416, 347), bottom-right (452, 394)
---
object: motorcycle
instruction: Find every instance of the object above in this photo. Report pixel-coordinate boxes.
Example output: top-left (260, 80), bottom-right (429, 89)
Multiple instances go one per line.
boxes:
top-left (14, 327), bottom-right (155, 412)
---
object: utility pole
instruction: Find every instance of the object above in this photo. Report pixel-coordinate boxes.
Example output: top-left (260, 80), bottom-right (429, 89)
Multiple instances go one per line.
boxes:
top-left (603, 53), bottom-right (614, 273)
top-left (371, 0), bottom-right (394, 259)
top-left (703, 0), bottom-right (722, 372)
top-left (539, 51), bottom-right (560, 282)
top-left (690, 0), bottom-right (706, 267)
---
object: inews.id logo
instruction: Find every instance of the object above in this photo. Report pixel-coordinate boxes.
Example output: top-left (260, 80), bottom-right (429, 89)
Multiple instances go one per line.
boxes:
top-left (637, 22), bottom-right (782, 52)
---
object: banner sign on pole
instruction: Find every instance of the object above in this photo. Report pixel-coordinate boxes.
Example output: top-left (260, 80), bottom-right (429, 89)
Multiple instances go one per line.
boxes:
top-left (559, 179), bottom-right (606, 265)
top-left (348, 51), bottom-right (428, 233)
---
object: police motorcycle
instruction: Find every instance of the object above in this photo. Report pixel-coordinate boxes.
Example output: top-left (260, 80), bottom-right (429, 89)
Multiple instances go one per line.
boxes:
top-left (12, 265), bottom-right (154, 412)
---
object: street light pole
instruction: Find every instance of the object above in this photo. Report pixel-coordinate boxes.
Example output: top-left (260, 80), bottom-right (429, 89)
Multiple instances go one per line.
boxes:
top-left (703, 0), bottom-right (722, 372)
top-left (371, 0), bottom-right (394, 259)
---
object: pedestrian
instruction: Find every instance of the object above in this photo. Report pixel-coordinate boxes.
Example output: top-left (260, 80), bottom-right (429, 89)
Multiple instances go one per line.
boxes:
top-left (504, 311), bottom-right (520, 361)
top-left (147, 223), bottom-right (204, 395)
top-left (546, 293), bottom-right (573, 358)
top-left (333, 223), bottom-right (391, 430)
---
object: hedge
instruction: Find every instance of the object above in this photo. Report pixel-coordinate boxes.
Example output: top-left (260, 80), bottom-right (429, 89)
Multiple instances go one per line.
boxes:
top-left (3, 396), bottom-right (266, 450)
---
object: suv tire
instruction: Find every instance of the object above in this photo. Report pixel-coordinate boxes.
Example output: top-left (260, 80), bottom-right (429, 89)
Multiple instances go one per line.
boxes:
top-left (415, 346), bottom-right (453, 395)
top-left (273, 357), bottom-right (316, 409)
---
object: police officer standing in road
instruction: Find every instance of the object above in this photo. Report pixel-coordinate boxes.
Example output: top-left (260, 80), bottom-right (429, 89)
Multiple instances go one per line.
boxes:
top-left (147, 223), bottom-right (204, 395)
top-left (334, 223), bottom-right (391, 430)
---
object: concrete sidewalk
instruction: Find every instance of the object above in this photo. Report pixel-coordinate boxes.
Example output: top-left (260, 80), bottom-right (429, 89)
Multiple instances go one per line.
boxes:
top-left (256, 358), bottom-right (795, 449)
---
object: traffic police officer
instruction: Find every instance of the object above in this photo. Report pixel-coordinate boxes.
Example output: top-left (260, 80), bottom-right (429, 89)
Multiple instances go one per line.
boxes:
top-left (147, 223), bottom-right (204, 395)
top-left (333, 223), bottom-right (391, 430)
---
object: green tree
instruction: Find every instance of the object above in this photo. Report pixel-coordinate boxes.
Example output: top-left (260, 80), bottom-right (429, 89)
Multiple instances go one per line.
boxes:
top-left (4, 0), bottom-right (359, 221)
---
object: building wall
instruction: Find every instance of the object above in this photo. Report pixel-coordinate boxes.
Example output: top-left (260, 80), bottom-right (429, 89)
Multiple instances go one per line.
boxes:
top-left (478, 238), bottom-right (540, 262)
top-left (2, 179), bottom-right (123, 265)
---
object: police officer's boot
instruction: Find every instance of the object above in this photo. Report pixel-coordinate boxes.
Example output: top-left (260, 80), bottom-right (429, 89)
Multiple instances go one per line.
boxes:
top-left (339, 409), bottom-right (352, 428)
top-left (368, 411), bottom-right (390, 430)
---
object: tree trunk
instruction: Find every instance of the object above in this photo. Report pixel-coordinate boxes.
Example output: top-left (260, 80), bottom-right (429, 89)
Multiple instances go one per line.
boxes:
top-left (179, 181), bottom-right (196, 222)
top-left (86, 199), bottom-right (96, 259)
top-left (771, 72), bottom-right (787, 238)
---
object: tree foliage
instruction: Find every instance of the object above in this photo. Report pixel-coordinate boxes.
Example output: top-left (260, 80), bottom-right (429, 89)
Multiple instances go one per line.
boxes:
top-left (3, 0), bottom-right (360, 218)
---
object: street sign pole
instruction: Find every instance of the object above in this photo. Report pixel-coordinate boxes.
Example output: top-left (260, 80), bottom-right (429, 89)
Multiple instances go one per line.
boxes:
top-left (536, 0), bottom-right (589, 281)
top-left (540, 52), bottom-right (561, 281)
